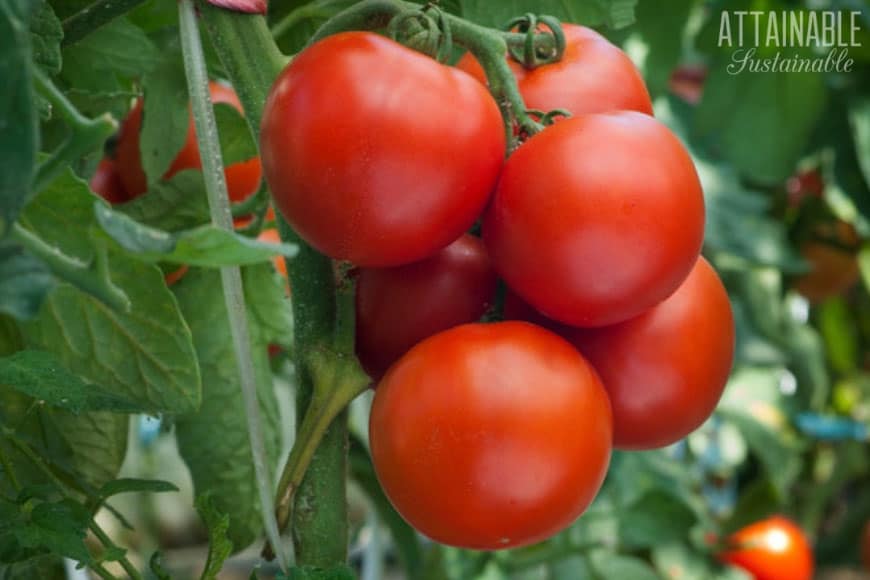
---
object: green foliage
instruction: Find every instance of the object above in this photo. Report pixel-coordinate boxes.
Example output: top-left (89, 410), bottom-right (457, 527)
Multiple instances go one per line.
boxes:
top-left (141, 46), bottom-right (190, 184)
top-left (280, 564), bottom-right (357, 580)
top-left (458, 0), bottom-right (637, 29)
top-left (0, 243), bottom-right (53, 321)
top-left (30, 1), bottom-right (63, 75)
top-left (195, 493), bottom-right (234, 580)
top-left (174, 266), bottom-right (283, 551)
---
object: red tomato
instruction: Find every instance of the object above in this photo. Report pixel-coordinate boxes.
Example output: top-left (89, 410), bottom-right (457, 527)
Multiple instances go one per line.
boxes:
top-left (369, 322), bottom-right (612, 550)
top-left (456, 24), bottom-right (652, 117)
top-left (115, 81), bottom-right (262, 202)
top-left (257, 228), bottom-right (288, 278)
top-left (719, 516), bottom-right (814, 580)
top-left (260, 32), bottom-right (505, 267)
top-left (355, 234), bottom-right (497, 379)
top-left (565, 257), bottom-right (734, 449)
top-left (483, 112), bottom-right (705, 327)
top-left (89, 158), bottom-right (130, 204)
top-left (163, 265), bottom-right (189, 287)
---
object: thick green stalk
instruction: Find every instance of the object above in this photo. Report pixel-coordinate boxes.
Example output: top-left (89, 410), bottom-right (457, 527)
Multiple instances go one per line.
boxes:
top-left (178, 0), bottom-right (288, 569)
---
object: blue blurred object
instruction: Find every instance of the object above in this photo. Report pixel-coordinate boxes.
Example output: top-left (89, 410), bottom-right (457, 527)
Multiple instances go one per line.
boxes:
top-left (138, 415), bottom-right (162, 447)
top-left (795, 412), bottom-right (868, 441)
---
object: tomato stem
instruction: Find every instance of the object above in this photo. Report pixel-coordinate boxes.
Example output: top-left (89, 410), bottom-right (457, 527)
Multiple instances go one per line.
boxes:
top-left (10, 222), bottom-right (130, 312)
top-left (178, 0), bottom-right (289, 570)
top-left (32, 68), bottom-right (117, 194)
top-left (61, 0), bottom-right (149, 47)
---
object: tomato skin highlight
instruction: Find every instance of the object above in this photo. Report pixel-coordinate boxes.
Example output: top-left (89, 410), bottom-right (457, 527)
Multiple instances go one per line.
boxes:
top-left (260, 32), bottom-right (506, 267)
top-left (565, 257), bottom-right (734, 449)
top-left (456, 24), bottom-right (652, 117)
top-left (90, 158), bottom-right (130, 204)
top-left (115, 81), bottom-right (262, 202)
top-left (484, 111), bottom-right (705, 327)
top-left (369, 321), bottom-right (612, 550)
top-left (355, 234), bottom-right (497, 380)
top-left (719, 516), bottom-right (814, 580)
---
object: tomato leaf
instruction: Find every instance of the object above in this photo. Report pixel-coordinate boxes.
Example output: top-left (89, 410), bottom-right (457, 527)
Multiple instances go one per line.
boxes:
top-left (0, 0), bottom-right (38, 237)
top-left (194, 493), bottom-right (233, 580)
top-left (97, 478), bottom-right (179, 500)
top-left (115, 170), bottom-right (211, 231)
top-left (94, 202), bottom-right (298, 267)
top-left (141, 47), bottom-right (190, 187)
top-left (280, 565), bottom-right (357, 580)
top-left (0, 350), bottom-right (146, 413)
top-left (214, 102), bottom-right (258, 167)
top-left (0, 242), bottom-right (54, 321)
top-left (619, 489), bottom-right (698, 548)
top-left (630, 0), bottom-right (693, 96)
top-left (30, 0), bottom-right (62, 75)
top-left (174, 267), bottom-right (281, 551)
top-left (590, 552), bottom-right (659, 580)
top-left (459, 0), bottom-right (636, 30)
top-left (7, 499), bottom-right (93, 565)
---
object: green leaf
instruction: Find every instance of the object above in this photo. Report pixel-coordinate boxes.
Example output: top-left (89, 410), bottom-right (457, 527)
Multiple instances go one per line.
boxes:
top-left (349, 435), bottom-right (423, 579)
top-left (60, 17), bottom-right (158, 91)
top-left (281, 565), bottom-right (357, 580)
top-left (0, 350), bottom-right (146, 412)
top-left (174, 267), bottom-right (281, 551)
top-left (619, 489), bottom-right (698, 548)
top-left (849, 97), bottom-right (870, 188)
top-left (115, 170), bottom-right (211, 232)
top-left (818, 298), bottom-right (859, 374)
top-left (631, 0), bottom-right (694, 97)
top-left (214, 102), bottom-right (258, 166)
top-left (149, 552), bottom-right (172, 580)
top-left (694, 66), bottom-right (827, 183)
top-left (722, 479), bottom-right (781, 535)
top-left (97, 478), bottom-right (179, 500)
top-left (95, 202), bottom-right (298, 267)
top-left (591, 552), bottom-right (660, 580)
top-left (140, 47), bottom-right (190, 186)
top-left (0, 242), bottom-right (53, 321)
top-left (0, 0), bottom-right (38, 237)
top-left (30, 0), bottom-right (62, 75)
top-left (459, 0), bottom-right (636, 29)
top-left (195, 493), bottom-right (233, 580)
top-left (860, 244), bottom-right (870, 292)
top-left (12, 499), bottom-right (92, 564)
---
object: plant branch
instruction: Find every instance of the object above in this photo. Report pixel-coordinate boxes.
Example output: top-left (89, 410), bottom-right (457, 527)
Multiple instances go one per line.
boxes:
top-left (178, 0), bottom-right (289, 570)
top-left (88, 521), bottom-right (142, 580)
top-left (61, 0), bottom-right (150, 46)
top-left (270, 0), bottom-right (347, 40)
top-left (32, 69), bottom-right (117, 193)
top-left (10, 223), bottom-right (130, 312)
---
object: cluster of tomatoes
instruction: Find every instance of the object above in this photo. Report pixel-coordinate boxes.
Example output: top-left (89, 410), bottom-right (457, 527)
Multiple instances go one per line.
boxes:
top-left (259, 25), bottom-right (735, 550)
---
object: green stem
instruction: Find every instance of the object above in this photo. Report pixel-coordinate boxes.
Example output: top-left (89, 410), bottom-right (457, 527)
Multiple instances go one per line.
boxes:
top-left (88, 522), bottom-right (142, 580)
top-left (89, 561), bottom-right (118, 580)
top-left (61, 0), bottom-right (150, 46)
top-left (32, 69), bottom-right (117, 193)
top-left (10, 223), bottom-right (130, 312)
top-left (0, 444), bottom-right (21, 492)
top-left (178, 0), bottom-right (288, 569)
top-left (270, 0), bottom-right (343, 40)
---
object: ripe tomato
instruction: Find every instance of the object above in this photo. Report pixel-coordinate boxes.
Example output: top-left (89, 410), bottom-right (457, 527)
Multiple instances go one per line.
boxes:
top-left (456, 24), bottom-right (652, 117)
top-left (719, 516), bottom-right (814, 580)
top-left (793, 241), bottom-right (859, 302)
top-left (565, 257), bottom-right (734, 449)
top-left (484, 112), bottom-right (705, 327)
top-left (90, 158), bottom-right (130, 204)
top-left (257, 228), bottom-right (287, 278)
top-left (115, 81), bottom-right (262, 202)
top-left (369, 322), bottom-right (612, 550)
top-left (260, 32), bottom-right (505, 267)
top-left (355, 234), bottom-right (496, 379)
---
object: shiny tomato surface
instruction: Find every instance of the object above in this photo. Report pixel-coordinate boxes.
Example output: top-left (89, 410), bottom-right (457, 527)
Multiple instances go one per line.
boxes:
top-left (484, 111), bottom-right (705, 327)
top-left (370, 322), bottom-right (612, 549)
top-left (566, 257), bottom-right (735, 449)
top-left (260, 32), bottom-right (505, 267)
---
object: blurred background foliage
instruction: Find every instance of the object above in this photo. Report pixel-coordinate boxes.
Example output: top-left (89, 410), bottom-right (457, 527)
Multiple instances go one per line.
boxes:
top-left (2, 0), bottom-right (870, 578)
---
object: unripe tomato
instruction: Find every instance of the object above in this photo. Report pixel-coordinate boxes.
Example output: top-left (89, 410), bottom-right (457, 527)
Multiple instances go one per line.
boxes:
top-left (370, 322), bottom-right (612, 550)
top-left (484, 112), bottom-right (705, 327)
top-left (355, 234), bottom-right (497, 379)
top-left (719, 516), bottom-right (813, 580)
top-left (566, 257), bottom-right (735, 449)
top-left (793, 241), bottom-right (859, 303)
top-left (90, 158), bottom-right (130, 204)
top-left (115, 81), bottom-right (262, 202)
top-left (456, 24), bottom-right (652, 116)
top-left (260, 32), bottom-right (505, 267)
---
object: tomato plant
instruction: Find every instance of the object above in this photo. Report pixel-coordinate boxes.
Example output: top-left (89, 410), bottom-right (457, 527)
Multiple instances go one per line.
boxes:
top-left (566, 257), bottom-right (735, 449)
top-left (259, 31), bottom-right (505, 267)
top-left (355, 234), bottom-right (496, 379)
top-left (115, 81), bottom-right (262, 202)
top-left (369, 322), bottom-right (612, 549)
top-left (719, 516), bottom-right (814, 580)
top-left (457, 23), bottom-right (653, 117)
top-left (484, 111), bottom-right (705, 327)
